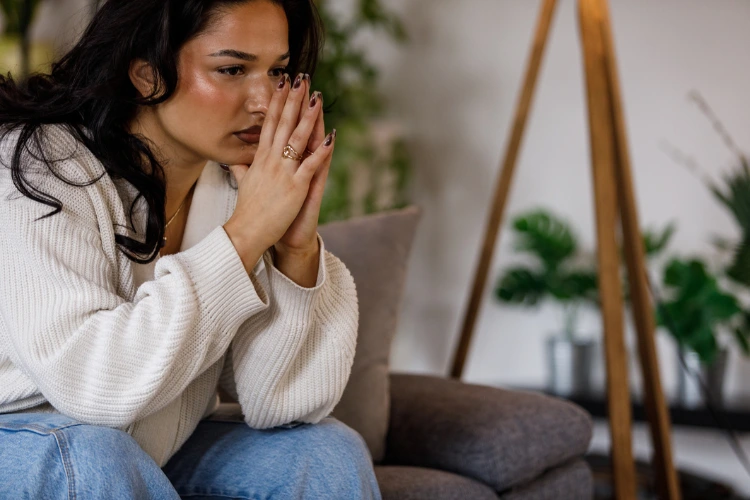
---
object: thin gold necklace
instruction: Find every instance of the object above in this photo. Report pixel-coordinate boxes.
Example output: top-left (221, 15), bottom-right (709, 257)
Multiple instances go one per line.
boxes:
top-left (162, 183), bottom-right (195, 248)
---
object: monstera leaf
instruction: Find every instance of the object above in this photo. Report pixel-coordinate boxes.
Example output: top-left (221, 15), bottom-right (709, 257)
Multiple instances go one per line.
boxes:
top-left (548, 270), bottom-right (599, 304)
top-left (495, 267), bottom-right (547, 306)
top-left (512, 210), bottom-right (577, 272)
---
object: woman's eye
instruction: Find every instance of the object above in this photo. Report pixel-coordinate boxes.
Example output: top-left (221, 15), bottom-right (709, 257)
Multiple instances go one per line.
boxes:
top-left (218, 66), bottom-right (244, 76)
top-left (271, 67), bottom-right (288, 78)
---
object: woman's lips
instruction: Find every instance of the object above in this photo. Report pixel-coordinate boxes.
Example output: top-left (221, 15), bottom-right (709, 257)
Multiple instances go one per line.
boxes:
top-left (234, 131), bottom-right (261, 144)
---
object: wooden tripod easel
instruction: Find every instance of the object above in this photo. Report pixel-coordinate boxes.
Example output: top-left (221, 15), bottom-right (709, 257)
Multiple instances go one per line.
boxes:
top-left (448, 1), bottom-right (681, 498)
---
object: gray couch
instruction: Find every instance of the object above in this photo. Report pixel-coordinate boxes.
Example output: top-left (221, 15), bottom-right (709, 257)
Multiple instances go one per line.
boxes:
top-left (375, 373), bottom-right (594, 499)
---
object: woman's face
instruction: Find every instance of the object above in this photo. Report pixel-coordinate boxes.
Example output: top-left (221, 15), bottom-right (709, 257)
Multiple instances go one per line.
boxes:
top-left (152, 0), bottom-right (290, 167)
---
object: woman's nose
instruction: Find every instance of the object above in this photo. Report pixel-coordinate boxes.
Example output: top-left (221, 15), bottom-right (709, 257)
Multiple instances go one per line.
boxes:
top-left (245, 79), bottom-right (274, 115)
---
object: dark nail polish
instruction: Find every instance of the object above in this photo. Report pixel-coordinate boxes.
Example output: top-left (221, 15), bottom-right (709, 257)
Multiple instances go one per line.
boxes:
top-left (324, 129), bottom-right (336, 146)
top-left (309, 91), bottom-right (318, 108)
top-left (277, 74), bottom-right (287, 89)
top-left (293, 74), bottom-right (302, 89)
top-left (219, 163), bottom-right (230, 171)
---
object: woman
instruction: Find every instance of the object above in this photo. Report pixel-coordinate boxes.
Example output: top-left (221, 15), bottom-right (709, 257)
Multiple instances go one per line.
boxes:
top-left (0, 0), bottom-right (380, 498)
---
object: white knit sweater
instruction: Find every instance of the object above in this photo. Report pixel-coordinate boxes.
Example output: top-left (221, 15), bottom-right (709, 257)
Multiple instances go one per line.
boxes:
top-left (0, 125), bottom-right (359, 466)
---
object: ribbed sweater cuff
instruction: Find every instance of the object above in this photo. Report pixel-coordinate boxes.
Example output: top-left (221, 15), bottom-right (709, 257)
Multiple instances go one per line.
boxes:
top-left (174, 225), bottom-right (269, 331)
top-left (265, 233), bottom-right (327, 323)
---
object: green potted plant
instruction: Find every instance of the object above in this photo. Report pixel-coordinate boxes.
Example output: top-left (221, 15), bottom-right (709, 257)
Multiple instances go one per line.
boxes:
top-left (0, 0), bottom-right (53, 79)
top-left (656, 257), bottom-right (747, 407)
top-left (661, 91), bottom-right (750, 407)
top-left (312, 0), bottom-right (412, 223)
top-left (494, 209), bottom-right (599, 396)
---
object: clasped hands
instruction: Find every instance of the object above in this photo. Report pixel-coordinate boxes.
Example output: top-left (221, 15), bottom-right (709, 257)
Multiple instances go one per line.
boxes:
top-left (222, 72), bottom-right (335, 285)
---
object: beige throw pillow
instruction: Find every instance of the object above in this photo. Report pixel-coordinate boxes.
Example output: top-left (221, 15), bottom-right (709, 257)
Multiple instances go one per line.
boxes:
top-left (321, 206), bottom-right (422, 463)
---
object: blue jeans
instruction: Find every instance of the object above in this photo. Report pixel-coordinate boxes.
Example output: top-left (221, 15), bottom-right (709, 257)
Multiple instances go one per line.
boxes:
top-left (0, 412), bottom-right (382, 499)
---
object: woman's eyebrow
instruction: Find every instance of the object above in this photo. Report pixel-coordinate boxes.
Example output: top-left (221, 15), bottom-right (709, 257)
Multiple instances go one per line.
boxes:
top-left (208, 49), bottom-right (291, 62)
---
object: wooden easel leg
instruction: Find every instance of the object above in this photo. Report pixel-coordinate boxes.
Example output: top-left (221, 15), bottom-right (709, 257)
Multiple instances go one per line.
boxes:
top-left (578, 0), bottom-right (637, 498)
top-left (449, 0), bottom-right (559, 378)
top-left (592, 0), bottom-right (682, 498)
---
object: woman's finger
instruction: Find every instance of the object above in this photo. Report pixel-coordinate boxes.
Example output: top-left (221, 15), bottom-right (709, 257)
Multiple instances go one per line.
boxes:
top-left (306, 100), bottom-right (326, 152)
top-left (297, 75), bottom-right (311, 127)
top-left (295, 129), bottom-right (336, 185)
top-left (285, 91), bottom-right (322, 163)
top-left (257, 73), bottom-right (290, 151)
top-left (272, 73), bottom-right (310, 155)
top-left (306, 154), bottom-right (332, 209)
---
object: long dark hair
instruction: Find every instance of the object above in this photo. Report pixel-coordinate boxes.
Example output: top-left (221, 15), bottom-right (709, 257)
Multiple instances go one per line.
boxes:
top-left (0, 0), bottom-right (323, 264)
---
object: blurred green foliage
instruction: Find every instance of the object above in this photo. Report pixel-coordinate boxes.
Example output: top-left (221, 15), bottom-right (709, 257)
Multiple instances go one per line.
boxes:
top-left (494, 208), bottom-right (674, 341)
top-left (494, 209), bottom-right (599, 340)
top-left (0, 0), bottom-right (41, 35)
top-left (313, 0), bottom-right (411, 223)
top-left (0, 0), bottom-right (44, 78)
top-left (708, 157), bottom-right (750, 286)
top-left (657, 258), bottom-right (749, 364)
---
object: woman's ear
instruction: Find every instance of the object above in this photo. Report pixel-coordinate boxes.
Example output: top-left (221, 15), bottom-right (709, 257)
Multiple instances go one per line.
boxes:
top-left (129, 59), bottom-right (158, 98)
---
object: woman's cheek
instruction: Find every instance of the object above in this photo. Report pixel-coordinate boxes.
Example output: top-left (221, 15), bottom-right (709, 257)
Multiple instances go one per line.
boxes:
top-left (188, 78), bottom-right (228, 113)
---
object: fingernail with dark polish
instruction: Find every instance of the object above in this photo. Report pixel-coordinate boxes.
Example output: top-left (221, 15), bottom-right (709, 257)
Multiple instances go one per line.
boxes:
top-left (277, 74), bottom-right (288, 89)
top-left (324, 129), bottom-right (336, 146)
top-left (309, 91), bottom-right (319, 108)
top-left (293, 74), bottom-right (303, 89)
top-left (219, 163), bottom-right (230, 171)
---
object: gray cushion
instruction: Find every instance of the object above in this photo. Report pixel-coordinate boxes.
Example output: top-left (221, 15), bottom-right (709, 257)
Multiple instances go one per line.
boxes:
top-left (321, 206), bottom-right (422, 463)
top-left (374, 465), bottom-right (499, 500)
top-left (384, 374), bottom-right (593, 492)
top-left (498, 459), bottom-right (593, 500)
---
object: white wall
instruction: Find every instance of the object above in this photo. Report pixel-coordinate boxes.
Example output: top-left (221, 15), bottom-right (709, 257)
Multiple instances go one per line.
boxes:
top-left (342, 0), bottom-right (750, 402)
top-left (30, 0), bottom-right (91, 51)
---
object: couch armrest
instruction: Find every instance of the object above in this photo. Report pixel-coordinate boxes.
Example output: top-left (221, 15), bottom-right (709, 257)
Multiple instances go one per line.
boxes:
top-left (384, 373), bottom-right (593, 492)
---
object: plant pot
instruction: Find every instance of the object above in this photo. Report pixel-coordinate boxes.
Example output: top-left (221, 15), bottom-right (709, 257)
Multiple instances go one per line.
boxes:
top-left (675, 346), bottom-right (729, 409)
top-left (546, 337), bottom-right (596, 397)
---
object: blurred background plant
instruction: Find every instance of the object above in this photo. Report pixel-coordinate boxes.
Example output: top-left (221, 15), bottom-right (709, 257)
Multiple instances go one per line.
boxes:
top-left (0, 0), bottom-right (52, 79)
top-left (494, 209), bottom-right (599, 341)
top-left (494, 208), bottom-right (674, 341)
top-left (656, 257), bottom-right (748, 365)
top-left (312, 0), bottom-right (412, 223)
top-left (660, 90), bottom-right (750, 366)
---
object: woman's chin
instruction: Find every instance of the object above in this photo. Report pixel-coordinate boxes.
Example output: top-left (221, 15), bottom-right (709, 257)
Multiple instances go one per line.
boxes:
top-left (215, 153), bottom-right (256, 167)
top-left (234, 144), bottom-right (258, 165)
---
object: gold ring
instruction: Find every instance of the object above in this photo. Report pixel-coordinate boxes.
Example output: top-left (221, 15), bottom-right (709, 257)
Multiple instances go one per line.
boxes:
top-left (282, 144), bottom-right (303, 161)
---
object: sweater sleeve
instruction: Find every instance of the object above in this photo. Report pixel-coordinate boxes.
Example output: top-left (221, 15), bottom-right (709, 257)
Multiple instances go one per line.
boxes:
top-left (0, 180), bottom-right (269, 428)
top-left (220, 233), bottom-right (359, 428)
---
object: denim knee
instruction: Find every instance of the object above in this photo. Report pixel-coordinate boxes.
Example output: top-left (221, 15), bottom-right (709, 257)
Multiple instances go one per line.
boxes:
top-left (294, 417), bottom-right (380, 500)
top-left (62, 424), bottom-right (180, 499)
top-left (0, 413), bottom-right (179, 500)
